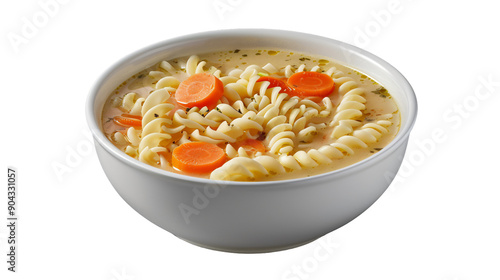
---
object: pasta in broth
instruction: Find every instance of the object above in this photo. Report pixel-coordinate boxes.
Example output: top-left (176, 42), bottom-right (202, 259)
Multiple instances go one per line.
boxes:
top-left (101, 49), bottom-right (400, 181)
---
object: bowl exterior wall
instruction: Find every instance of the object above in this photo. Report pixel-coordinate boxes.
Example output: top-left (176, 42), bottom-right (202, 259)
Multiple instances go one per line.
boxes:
top-left (95, 138), bottom-right (407, 252)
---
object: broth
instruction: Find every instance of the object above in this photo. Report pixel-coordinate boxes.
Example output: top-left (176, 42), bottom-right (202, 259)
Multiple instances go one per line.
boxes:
top-left (101, 49), bottom-right (400, 181)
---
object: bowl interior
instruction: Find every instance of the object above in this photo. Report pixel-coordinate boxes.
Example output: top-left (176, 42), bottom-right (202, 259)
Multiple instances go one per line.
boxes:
top-left (87, 29), bottom-right (417, 184)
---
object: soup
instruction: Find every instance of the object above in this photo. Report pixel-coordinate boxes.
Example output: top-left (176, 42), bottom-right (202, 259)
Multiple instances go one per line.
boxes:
top-left (101, 49), bottom-right (400, 181)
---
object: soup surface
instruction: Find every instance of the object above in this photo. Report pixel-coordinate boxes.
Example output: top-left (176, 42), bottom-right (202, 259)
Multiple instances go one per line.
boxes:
top-left (101, 49), bottom-right (400, 181)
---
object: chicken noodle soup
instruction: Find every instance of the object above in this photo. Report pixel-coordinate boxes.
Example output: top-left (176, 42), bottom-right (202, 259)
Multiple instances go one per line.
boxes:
top-left (101, 49), bottom-right (400, 181)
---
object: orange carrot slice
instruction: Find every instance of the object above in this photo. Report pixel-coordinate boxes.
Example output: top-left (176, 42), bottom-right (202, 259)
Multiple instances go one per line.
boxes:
top-left (172, 142), bottom-right (227, 173)
top-left (175, 73), bottom-right (224, 110)
top-left (236, 139), bottom-right (266, 155)
top-left (287, 71), bottom-right (335, 97)
top-left (113, 115), bottom-right (142, 128)
top-left (121, 113), bottom-right (142, 120)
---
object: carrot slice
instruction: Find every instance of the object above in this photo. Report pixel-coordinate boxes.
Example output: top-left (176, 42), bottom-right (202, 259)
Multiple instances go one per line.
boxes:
top-left (287, 71), bottom-right (335, 97)
top-left (175, 73), bottom-right (224, 110)
top-left (236, 139), bottom-right (266, 155)
top-left (256, 76), bottom-right (295, 95)
top-left (121, 113), bottom-right (142, 120)
top-left (172, 142), bottom-right (227, 173)
top-left (113, 115), bottom-right (142, 128)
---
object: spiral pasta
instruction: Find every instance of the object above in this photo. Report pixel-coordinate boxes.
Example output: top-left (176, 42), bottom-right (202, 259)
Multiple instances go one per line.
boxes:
top-left (278, 119), bottom-right (392, 171)
top-left (102, 50), bottom-right (400, 181)
top-left (210, 156), bottom-right (285, 181)
top-left (329, 77), bottom-right (366, 139)
top-left (121, 92), bottom-right (145, 116)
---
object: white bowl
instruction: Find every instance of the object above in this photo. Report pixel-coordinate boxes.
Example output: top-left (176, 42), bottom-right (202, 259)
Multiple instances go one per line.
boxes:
top-left (86, 29), bottom-right (417, 253)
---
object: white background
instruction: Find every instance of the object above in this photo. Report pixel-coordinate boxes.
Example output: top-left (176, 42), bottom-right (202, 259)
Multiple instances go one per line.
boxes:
top-left (1, 0), bottom-right (499, 279)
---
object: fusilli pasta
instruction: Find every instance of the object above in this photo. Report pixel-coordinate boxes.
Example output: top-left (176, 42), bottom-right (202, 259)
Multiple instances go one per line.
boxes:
top-left (102, 50), bottom-right (400, 181)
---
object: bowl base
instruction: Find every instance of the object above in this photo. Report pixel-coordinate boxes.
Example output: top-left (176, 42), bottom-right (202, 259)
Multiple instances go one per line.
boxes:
top-left (176, 235), bottom-right (319, 254)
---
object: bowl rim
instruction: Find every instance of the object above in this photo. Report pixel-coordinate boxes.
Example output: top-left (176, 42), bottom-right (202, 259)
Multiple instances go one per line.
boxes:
top-left (86, 28), bottom-right (418, 186)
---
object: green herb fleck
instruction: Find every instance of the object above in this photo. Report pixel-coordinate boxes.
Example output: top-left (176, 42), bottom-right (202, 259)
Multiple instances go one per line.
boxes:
top-left (257, 72), bottom-right (269, 77)
top-left (234, 49), bottom-right (240, 53)
top-left (372, 87), bottom-right (388, 95)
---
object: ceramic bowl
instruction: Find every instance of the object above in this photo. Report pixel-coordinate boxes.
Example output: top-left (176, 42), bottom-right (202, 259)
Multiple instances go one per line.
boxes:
top-left (86, 29), bottom-right (417, 253)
